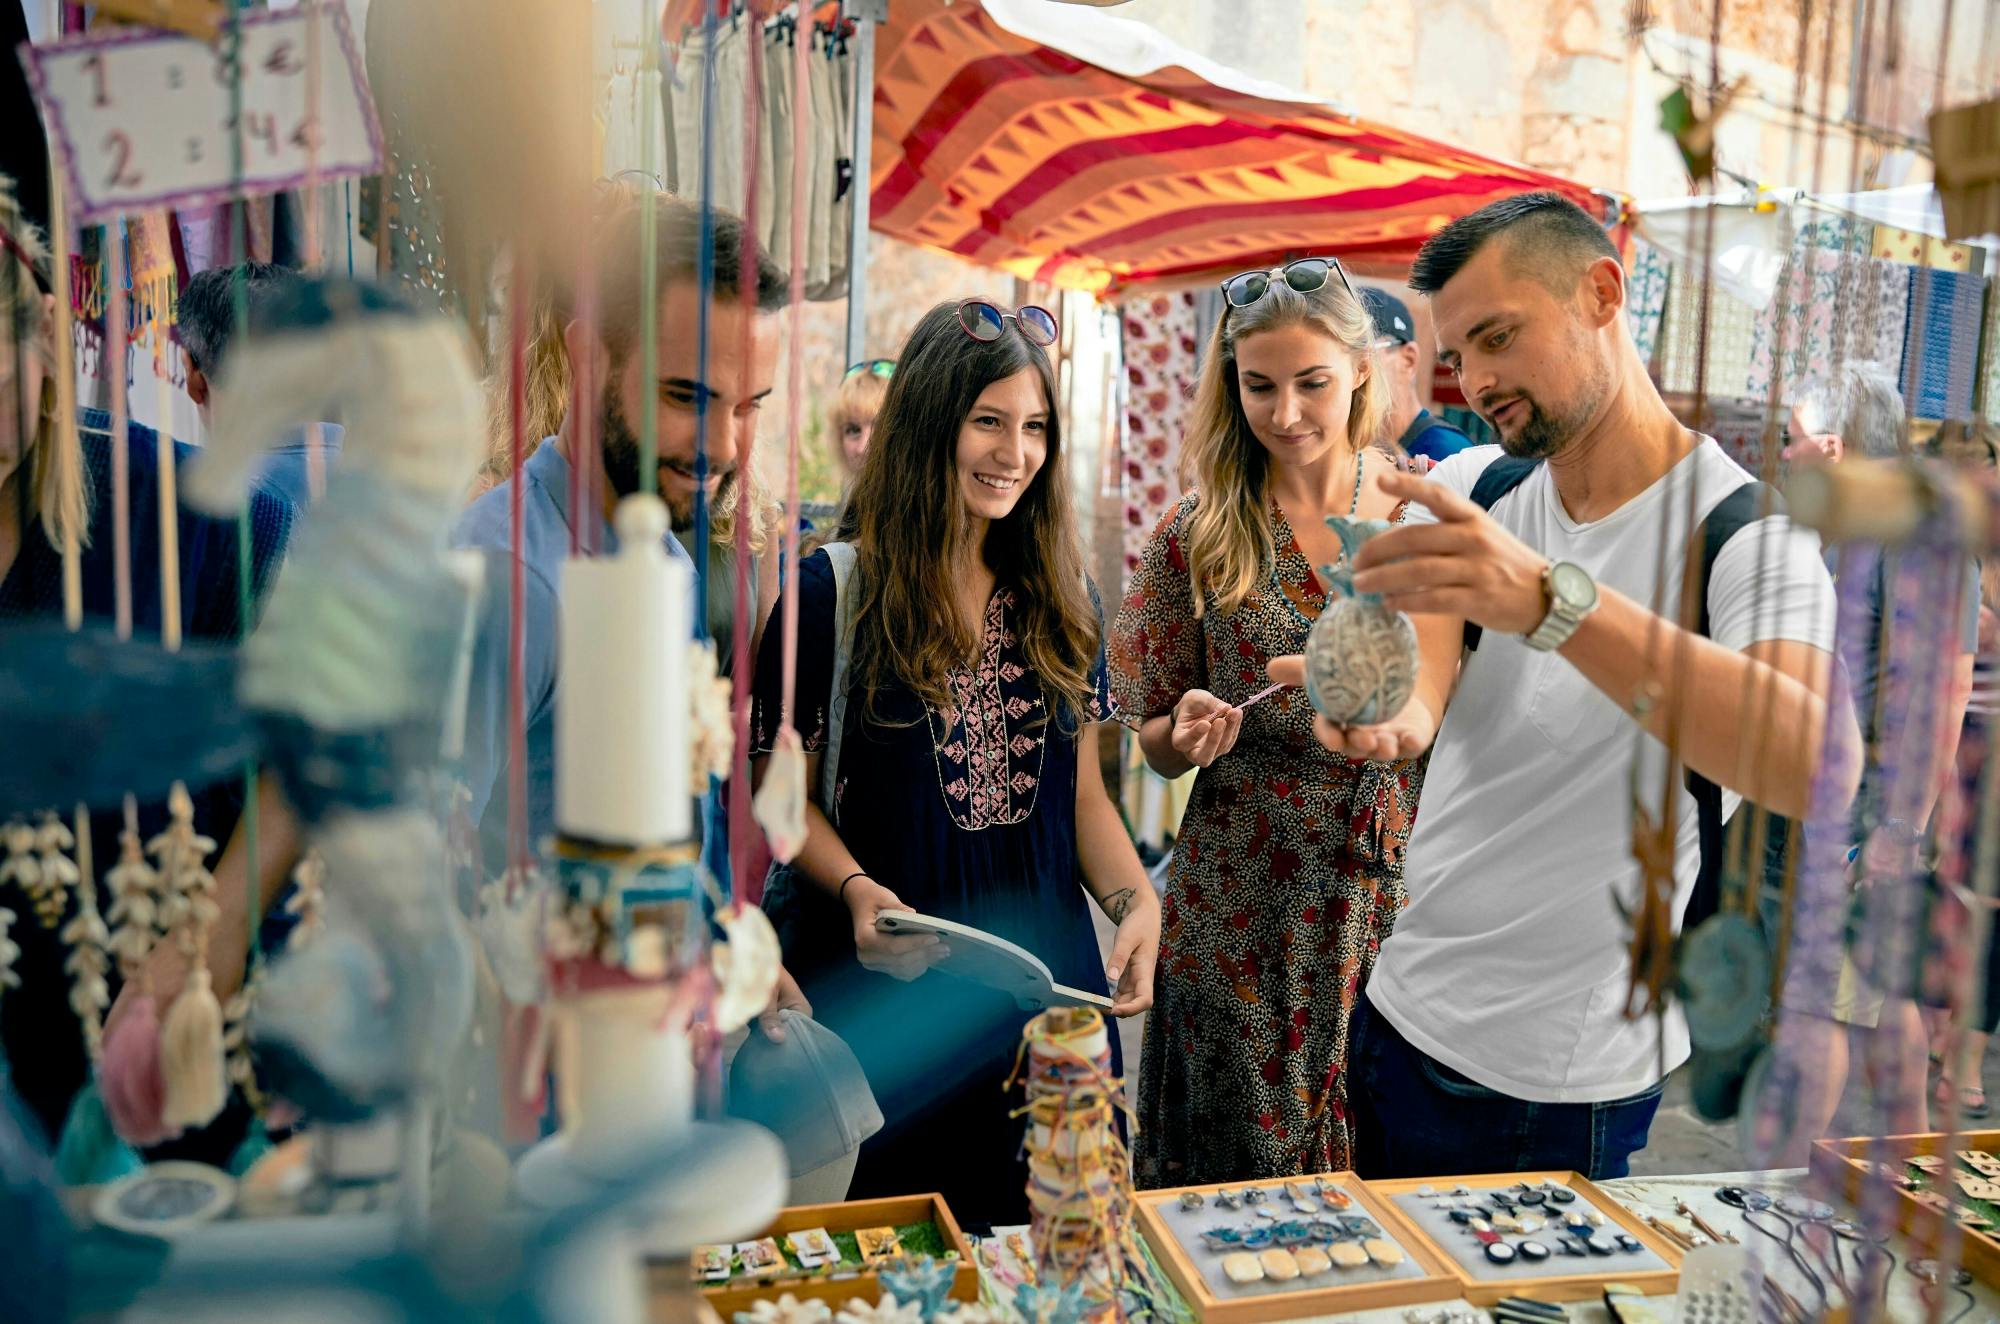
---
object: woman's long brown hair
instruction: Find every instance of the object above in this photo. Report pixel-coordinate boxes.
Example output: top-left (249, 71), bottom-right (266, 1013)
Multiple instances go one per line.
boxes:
top-left (838, 300), bottom-right (1098, 726)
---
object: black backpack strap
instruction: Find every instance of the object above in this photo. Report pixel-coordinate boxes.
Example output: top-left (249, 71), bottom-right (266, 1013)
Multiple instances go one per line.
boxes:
top-left (1684, 480), bottom-right (1782, 931)
top-left (1461, 456), bottom-right (1543, 652)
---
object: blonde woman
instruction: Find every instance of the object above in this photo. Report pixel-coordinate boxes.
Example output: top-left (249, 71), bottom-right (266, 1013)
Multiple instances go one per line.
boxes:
top-left (1112, 258), bottom-right (1426, 1185)
top-left (830, 358), bottom-right (892, 486)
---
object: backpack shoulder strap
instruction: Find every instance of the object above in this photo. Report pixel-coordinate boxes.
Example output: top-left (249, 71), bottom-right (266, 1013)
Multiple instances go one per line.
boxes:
top-left (1683, 479), bottom-right (1783, 929)
top-left (819, 541), bottom-right (860, 819)
top-left (1461, 456), bottom-right (1543, 653)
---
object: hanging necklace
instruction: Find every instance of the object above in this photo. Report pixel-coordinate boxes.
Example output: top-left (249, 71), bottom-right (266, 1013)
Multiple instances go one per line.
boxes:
top-left (1344, 444), bottom-right (1366, 519)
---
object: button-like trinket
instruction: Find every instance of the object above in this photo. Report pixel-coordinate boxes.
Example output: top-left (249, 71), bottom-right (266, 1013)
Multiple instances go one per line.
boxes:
top-left (1484, 1242), bottom-right (1517, 1265)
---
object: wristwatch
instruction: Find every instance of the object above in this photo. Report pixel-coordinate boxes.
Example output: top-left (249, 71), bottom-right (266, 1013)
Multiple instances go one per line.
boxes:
top-left (1523, 561), bottom-right (1599, 651)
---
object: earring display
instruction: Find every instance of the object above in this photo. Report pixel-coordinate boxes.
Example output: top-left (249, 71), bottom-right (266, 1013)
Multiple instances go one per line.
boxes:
top-left (1810, 1130), bottom-right (2000, 1286)
top-left (1370, 1173), bottom-right (1682, 1306)
top-left (1135, 1175), bottom-right (1459, 1321)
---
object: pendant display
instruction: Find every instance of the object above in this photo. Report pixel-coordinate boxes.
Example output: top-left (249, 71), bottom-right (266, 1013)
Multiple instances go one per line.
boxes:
top-left (1303, 517), bottom-right (1419, 727)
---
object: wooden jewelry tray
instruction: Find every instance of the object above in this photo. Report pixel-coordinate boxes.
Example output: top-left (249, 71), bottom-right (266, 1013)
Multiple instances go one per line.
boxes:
top-left (1134, 1172), bottom-right (1461, 1323)
top-left (1367, 1171), bottom-right (1683, 1305)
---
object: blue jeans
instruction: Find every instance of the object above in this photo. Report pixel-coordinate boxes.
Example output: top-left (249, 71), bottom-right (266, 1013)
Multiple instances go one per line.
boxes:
top-left (1348, 993), bottom-right (1663, 1181)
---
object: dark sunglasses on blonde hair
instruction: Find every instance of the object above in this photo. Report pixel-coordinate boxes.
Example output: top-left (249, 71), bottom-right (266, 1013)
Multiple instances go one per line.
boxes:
top-left (956, 299), bottom-right (1058, 346)
top-left (1219, 256), bottom-right (1356, 310)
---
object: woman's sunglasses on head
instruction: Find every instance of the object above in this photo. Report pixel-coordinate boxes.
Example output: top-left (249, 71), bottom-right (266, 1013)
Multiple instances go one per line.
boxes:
top-left (1219, 257), bottom-right (1357, 309)
top-left (956, 299), bottom-right (1058, 347)
top-left (843, 358), bottom-right (895, 382)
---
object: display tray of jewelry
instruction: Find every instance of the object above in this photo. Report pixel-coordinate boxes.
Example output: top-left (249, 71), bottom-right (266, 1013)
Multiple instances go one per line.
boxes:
top-left (1810, 1130), bottom-right (2000, 1287)
top-left (688, 1194), bottom-right (979, 1319)
top-left (1134, 1175), bottom-right (1460, 1321)
top-left (1369, 1173), bottom-right (1683, 1306)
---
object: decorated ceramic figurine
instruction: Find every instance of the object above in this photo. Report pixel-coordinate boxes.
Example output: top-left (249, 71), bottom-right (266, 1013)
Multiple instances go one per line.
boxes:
top-left (1303, 516), bottom-right (1418, 727)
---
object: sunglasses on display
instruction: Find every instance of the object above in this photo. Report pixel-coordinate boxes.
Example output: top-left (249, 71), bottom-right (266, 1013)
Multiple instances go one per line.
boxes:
top-left (843, 358), bottom-right (895, 381)
top-left (956, 300), bottom-right (1058, 346)
top-left (1219, 257), bottom-right (1357, 309)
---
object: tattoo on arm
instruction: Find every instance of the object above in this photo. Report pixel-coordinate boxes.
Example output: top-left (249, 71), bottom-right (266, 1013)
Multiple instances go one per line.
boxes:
top-left (1102, 887), bottom-right (1137, 924)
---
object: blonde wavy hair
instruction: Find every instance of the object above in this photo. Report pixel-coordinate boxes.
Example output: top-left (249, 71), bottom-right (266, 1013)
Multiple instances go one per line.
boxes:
top-left (1179, 271), bottom-right (1388, 618)
top-left (0, 174), bottom-right (88, 556)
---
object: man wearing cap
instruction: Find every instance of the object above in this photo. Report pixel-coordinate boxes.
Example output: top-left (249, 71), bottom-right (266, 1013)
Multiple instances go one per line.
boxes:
top-left (1361, 286), bottom-right (1473, 463)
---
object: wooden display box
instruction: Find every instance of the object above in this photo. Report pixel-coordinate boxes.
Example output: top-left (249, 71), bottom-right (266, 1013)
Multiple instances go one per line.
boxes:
top-left (1367, 1172), bottom-right (1683, 1306)
top-left (1810, 1130), bottom-right (2000, 1286)
top-left (1134, 1173), bottom-right (1462, 1323)
top-left (670, 1194), bottom-right (978, 1319)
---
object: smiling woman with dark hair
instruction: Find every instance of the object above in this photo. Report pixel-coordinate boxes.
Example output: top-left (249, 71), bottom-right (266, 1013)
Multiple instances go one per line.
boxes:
top-left (749, 298), bottom-right (1158, 1223)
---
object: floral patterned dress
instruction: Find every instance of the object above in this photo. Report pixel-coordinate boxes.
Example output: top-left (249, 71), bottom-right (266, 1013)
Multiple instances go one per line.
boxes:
top-left (1112, 491), bottom-right (1425, 1186)
top-left (750, 548), bottom-right (1116, 1225)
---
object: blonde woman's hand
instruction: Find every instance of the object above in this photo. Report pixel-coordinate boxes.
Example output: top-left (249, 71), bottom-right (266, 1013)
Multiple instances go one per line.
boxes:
top-left (1170, 690), bottom-right (1242, 768)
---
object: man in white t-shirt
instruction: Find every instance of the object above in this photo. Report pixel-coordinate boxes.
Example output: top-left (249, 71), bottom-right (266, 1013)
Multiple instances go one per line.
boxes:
top-left (1270, 193), bottom-right (1853, 1179)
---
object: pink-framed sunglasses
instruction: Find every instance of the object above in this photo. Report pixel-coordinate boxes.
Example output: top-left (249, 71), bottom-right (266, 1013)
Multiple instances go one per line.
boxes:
top-left (956, 299), bottom-right (1058, 346)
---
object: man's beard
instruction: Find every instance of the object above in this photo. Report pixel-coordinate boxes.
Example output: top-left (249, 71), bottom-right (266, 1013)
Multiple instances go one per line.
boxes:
top-left (598, 388), bottom-right (733, 533)
top-left (1484, 355), bottom-right (1611, 462)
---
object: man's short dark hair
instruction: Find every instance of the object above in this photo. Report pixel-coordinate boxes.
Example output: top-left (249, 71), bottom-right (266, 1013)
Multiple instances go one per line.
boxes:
top-left (594, 194), bottom-right (788, 362)
top-left (178, 261), bottom-right (301, 376)
top-left (1409, 192), bottom-right (1618, 297)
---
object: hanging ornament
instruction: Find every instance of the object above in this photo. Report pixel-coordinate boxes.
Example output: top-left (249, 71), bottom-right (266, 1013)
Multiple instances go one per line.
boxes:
top-left (282, 851), bottom-right (327, 952)
top-left (1303, 518), bottom-right (1419, 727)
top-left (34, 811), bottom-right (80, 929)
top-left (1657, 78), bottom-right (1743, 185)
top-left (105, 818), bottom-right (163, 974)
top-left (221, 964), bottom-right (266, 1108)
top-left (711, 904), bottom-right (782, 1035)
top-left (101, 804), bottom-right (171, 1146)
top-left (0, 906), bottom-right (20, 999)
top-left (688, 640), bottom-right (735, 785)
top-left (751, 725), bottom-right (808, 864)
top-left (1, 819), bottom-right (54, 929)
top-left (61, 809), bottom-right (110, 1059)
top-left (150, 784), bottom-right (227, 1132)
top-left (1930, 98), bottom-right (2000, 242)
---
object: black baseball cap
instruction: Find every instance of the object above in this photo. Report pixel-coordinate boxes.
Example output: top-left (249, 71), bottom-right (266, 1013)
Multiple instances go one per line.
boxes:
top-left (1361, 287), bottom-right (1416, 346)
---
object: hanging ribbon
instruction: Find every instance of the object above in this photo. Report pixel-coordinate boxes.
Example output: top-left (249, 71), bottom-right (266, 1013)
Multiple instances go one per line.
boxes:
top-left (725, 8), bottom-right (766, 906)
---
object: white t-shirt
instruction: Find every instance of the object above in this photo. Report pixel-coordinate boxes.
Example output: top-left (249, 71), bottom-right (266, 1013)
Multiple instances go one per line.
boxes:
top-left (1366, 440), bottom-right (1837, 1104)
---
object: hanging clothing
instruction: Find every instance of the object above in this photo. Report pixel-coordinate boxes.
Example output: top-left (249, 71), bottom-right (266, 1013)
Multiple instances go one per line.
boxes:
top-left (763, 22), bottom-right (796, 272)
top-left (811, 32), bottom-right (854, 301)
top-left (1118, 292), bottom-right (1202, 578)
top-left (1111, 490), bottom-right (1423, 1186)
top-left (664, 14), bottom-right (852, 300)
top-left (750, 549), bottom-right (1117, 1225)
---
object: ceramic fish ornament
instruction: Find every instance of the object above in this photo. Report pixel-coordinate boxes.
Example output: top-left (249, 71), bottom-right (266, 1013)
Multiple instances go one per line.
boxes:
top-left (1303, 517), bottom-right (1419, 727)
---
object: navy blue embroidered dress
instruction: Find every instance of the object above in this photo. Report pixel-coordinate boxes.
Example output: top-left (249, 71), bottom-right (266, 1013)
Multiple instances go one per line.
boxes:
top-left (750, 548), bottom-right (1116, 1225)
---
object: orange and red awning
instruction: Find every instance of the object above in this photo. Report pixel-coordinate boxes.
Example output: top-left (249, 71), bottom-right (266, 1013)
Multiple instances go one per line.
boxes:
top-left (869, 0), bottom-right (1609, 293)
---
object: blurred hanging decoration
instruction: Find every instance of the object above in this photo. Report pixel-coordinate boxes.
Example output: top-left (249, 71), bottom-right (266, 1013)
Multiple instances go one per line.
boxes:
top-left (88, 0), bottom-right (225, 41)
top-left (1658, 76), bottom-right (1744, 184)
top-left (1930, 97), bottom-right (2000, 242)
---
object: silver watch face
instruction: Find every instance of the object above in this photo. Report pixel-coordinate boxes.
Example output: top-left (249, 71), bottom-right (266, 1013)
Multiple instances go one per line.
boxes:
top-left (1549, 562), bottom-right (1597, 611)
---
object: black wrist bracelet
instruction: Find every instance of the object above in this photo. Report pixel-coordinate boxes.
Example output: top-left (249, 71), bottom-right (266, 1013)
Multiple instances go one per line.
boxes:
top-left (838, 871), bottom-right (870, 903)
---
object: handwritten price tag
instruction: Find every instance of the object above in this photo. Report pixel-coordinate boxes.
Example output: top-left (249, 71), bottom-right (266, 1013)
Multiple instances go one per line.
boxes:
top-left (19, 3), bottom-right (382, 224)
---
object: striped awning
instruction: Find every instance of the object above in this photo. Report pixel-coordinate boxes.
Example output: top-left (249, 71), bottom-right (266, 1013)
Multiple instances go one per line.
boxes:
top-left (869, 0), bottom-right (1609, 294)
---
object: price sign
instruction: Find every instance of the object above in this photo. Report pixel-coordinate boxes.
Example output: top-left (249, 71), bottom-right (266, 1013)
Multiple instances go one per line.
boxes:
top-left (19, 3), bottom-right (383, 224)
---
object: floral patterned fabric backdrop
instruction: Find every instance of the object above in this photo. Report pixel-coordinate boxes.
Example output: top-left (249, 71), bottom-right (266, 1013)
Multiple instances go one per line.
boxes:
top-left (1120, 291), bottom-right (1202, 576)
top-left (1627, 239), bottom-right (1671, 367)
top-left (1746, 250), bottom-right (1911, 402)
